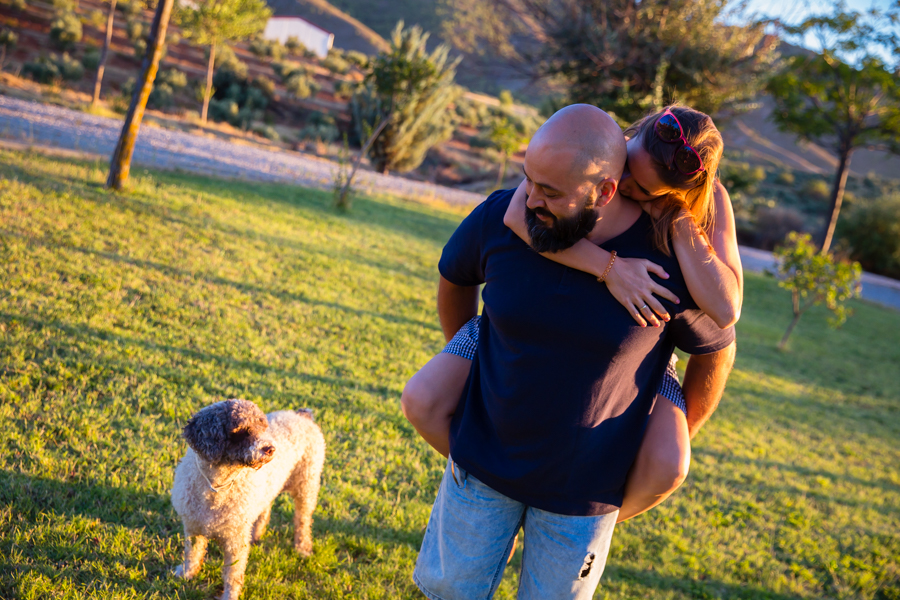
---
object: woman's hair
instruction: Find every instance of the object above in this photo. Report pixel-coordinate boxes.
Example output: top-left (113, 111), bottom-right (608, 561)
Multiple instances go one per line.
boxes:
top-left (623, 104), bottom-right (723, 254)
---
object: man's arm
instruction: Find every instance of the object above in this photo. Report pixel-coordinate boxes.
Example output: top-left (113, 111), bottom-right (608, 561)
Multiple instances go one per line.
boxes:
top-left (681, 340), bottom-right (736, 439)
top-left (437, 275), bottom-right (480, 342)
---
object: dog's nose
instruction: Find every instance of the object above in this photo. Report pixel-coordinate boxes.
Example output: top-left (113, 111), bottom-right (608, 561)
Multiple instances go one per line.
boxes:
top-left (261, 445), bottom-right (275, 456)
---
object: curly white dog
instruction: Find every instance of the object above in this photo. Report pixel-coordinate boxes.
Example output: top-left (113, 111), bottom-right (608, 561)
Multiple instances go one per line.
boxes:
top-left (171, 399), bottom-right (325, 600)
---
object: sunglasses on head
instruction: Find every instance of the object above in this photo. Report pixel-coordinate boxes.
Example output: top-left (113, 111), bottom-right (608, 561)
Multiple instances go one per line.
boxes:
top-left (654, 108), bottom-right (705, 176)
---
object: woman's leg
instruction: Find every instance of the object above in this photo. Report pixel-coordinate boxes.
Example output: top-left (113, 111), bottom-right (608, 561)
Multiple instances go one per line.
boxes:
top-left (616, 394), bottom-right (691, 523)
top-left (401, 352), bottom-right (472, 457)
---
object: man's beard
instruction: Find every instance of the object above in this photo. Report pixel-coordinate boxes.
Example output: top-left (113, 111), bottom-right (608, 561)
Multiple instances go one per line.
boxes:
top-left (525, 198), bottom-right (599, 253)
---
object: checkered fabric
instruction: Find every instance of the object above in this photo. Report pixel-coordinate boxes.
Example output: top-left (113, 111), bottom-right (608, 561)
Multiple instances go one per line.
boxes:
top-left (443, 315), bottom-right (686, 415)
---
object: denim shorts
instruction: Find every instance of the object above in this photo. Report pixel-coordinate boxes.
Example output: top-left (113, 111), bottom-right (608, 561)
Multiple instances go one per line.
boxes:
top-left (413, 457), bottom-right (618, 600)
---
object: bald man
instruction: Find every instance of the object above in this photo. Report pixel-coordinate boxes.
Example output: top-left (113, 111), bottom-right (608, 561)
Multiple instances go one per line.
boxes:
top-left (410, 106), bottom-right (735, 599)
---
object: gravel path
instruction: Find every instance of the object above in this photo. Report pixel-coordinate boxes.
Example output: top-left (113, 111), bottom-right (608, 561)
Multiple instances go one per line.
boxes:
top-left (2, 94), bottom-right (898, 310)
top-left (0, 94), bottom-right (484, 206)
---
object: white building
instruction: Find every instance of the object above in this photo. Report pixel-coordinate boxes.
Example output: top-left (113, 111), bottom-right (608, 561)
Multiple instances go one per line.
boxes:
top-left (263, 17), bottom-right (334, 59)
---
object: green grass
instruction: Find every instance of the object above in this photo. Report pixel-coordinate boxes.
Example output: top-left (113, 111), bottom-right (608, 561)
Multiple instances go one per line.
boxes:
top-left (0, 149), bottom-right (898, 599)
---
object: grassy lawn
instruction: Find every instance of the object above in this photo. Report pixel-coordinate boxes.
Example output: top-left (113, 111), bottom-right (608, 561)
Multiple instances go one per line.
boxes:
top-left (0, 149), bottom-right (897, 600)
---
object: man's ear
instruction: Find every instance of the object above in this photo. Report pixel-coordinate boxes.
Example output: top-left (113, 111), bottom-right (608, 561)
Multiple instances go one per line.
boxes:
top-left (594, 178), bottom-right (618, 208)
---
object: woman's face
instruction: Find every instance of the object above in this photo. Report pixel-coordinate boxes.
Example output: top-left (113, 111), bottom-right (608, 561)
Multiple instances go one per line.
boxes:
top-left (618, 135), bottom-right (675, 203)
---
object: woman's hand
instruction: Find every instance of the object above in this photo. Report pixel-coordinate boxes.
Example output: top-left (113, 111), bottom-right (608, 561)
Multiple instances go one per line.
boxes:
top-left (605, 256), bottom-right (680, 327)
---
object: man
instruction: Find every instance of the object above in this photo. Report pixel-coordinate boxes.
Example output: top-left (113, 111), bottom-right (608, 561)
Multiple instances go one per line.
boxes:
top-left (411, 105), bottom-right (735, 599)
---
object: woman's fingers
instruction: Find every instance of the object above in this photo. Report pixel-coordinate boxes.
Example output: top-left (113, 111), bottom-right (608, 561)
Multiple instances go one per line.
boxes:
top-left (652, 283), bottom-right (680, 305)
top-left (644, 296), bottom-right (670, 322)
top-left (638, 303), bottom-right (661, 327)
top-left (643, 260), bottom-right (670, 280)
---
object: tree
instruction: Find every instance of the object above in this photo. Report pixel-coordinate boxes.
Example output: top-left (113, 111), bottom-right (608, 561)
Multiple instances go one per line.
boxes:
top-left (489, 116), bottom-right (528, 189)
top-left (177, 0), bottom-right (270, 124)
top-left (773, 233), bottom-right (861, 350)
top-left (0, 29), bottom-right (17, 72)
top-left (91, 0), bottom-right (117, 107)
top-left (107, 0), bottom-right (175, 190)
top-left (767, 3), bottom-right (900, 253)
top-left (351, 22), bottom-right (461, 175)
top-left (438, 0), bottom-right (780, 122)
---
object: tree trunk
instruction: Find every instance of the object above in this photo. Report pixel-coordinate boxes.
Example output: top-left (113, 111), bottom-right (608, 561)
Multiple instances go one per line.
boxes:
top-left (91, 0), bottom-right (117, 107)
top-left (201, 43), bottom-right (216, 124)
top-left (106, 0), bottom-right (174, 190)
top-left (820, 147), bottom-right (854, 254)
top-left (496, 151), bottom-right (507, 189)
top-left (778, 291), bottom-right (806, 350)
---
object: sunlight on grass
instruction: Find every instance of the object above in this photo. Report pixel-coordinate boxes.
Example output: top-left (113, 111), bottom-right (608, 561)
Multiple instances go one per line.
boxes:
top-left (0, 149), bottom-right (897, 599)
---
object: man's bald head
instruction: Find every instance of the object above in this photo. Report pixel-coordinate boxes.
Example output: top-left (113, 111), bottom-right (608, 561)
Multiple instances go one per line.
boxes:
top-left (528, 104), bottom-right (627, 184)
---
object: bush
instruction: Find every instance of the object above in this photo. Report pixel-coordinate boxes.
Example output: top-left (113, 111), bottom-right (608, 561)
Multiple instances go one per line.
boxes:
top-left (321, 51), bottom-right (350, 75)
top-left (720, 160), bottom-right (766, 195)
top-left (333, 79), bottom-right (358, 101)
top-left (208, 63), bottom-right (270, 128)
top-left (299, 111), bottom-right (339, 143)
top-left (50, 11), bottom-right (82, 50)
top-left (23, 57), bottom-right (61, 84)
top-left (803, 178), bottom-right (831, 201)
top-left (775, 170), bottom-right (795, 186)
top-left (253, 124), bottom-right (279, 141)
top-left (754, 205), bottom-right (806, 250)
top-left (253, 75), bottom-right (275, 99)
top-left (82, 47), bottom-right (101, 71)
top-left (4, 0), bottom-right (26, 11)
top-left (284, 36), bottom-right (303, 55)
top-left (285, 70), bottom-right (319, 99)
top-left (126, 17), bottom-right (143, 42)
top-left (249, 36), bottom-right (284, 61)
top-left (55, 52), bottom-right (84, 80)
top-left (343, 50), bottom-right (368, 69)
top-left (838, 195), bottom-right (900, 278)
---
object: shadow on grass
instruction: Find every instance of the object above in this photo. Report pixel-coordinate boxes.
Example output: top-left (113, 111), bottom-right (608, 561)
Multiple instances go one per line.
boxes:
top-left (605, 564), bottom-right (803, 600)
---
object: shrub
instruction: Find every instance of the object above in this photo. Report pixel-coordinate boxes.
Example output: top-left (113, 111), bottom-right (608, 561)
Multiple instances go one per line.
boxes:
top-left (50, 11), bottom-right (82, 50)
top-left (838, 194), bottom-right (900, 279)
top-left (776, 170), bottom-right (795, 186)
top-left (754, 205), bottom-right (806, 250)
top-left (126, 17), bottom-right (143, 41)
top-left (333, 79), bottom-right (358, 101)
top-left (285, 70), bottom-right (319, 99)
top-left (253, 75), bottom-right (275, 98)
top-left (299, 111), bottom-right (339, 143)
top-left (54, 52), bottom-right (84, 80)
top-left (0, 28), bottom-right (18, 70)
top-left (4, 0), bottom-right (26, 11)
top-left (82, 47), bottom-right (101, 71)
top-left (249, 36), bottom-right (284, 60)
top-left (23, 57), bottom-right (61, 84)
top-left (803, 178), bottom-right (831, 201)
top-left (499, 90), bottom-right (514, 106)
top-left (284, 36), bottom-right (303, 55)
top-left (321, 51), bottom-right (350, 75)
top-left (343, 50), bottom-right (368, 69)
top-left (720, 160), bottom-right (766, 195)
top-left (253, 124), bottom-right (279, 141)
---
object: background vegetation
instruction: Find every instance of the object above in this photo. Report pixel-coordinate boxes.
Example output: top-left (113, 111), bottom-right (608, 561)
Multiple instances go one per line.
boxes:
top-left (1, 150), bottom-right (898, 599)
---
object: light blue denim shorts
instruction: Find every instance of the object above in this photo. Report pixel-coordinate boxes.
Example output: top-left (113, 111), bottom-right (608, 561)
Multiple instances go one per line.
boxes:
top-left (413, 457), bottom-right (618, 600)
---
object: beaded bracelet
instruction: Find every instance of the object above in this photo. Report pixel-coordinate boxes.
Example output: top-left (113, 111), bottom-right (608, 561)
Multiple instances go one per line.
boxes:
top-left (597, 250), bottom-right (617, 283)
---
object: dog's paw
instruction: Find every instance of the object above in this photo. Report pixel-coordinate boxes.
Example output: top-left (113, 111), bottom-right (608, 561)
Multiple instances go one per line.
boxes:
top-left (294, 539), bottom-right (313, 557)
top-left (172, 565), bottom-right (186, 579)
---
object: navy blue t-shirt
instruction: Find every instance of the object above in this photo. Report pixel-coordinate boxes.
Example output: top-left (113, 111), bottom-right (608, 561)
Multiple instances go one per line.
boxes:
top-left (439, 188), bottom-right (735, 516)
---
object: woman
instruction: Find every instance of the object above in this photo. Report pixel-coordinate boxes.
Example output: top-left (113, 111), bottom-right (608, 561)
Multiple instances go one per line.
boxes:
top-left (402, 104), bottom-right (742, 523)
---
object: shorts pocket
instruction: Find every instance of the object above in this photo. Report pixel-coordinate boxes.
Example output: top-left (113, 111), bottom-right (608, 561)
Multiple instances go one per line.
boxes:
top-left (450, 457), bottom-right (468, 489)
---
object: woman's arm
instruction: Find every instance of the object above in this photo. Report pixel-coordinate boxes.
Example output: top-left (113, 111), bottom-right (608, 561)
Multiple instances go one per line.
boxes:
top-left (503, 180), bottom-right (680, 327)
top-left (671, 180), bottom-right (743, 328)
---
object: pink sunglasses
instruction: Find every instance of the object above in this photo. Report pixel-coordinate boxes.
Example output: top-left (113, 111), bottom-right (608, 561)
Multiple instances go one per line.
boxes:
top-left (654, 108), bottom-right (705, 175)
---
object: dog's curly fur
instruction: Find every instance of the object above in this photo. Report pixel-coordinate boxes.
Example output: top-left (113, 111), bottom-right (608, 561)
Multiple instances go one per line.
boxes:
top-left (171, 400), bottom-right (325, 600)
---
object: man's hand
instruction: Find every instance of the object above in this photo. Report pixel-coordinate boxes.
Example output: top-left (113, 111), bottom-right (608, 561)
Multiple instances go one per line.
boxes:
top-left (437, 276), bottom-right (479, 342)
top-left (681, 341), bottom-right (736, 438)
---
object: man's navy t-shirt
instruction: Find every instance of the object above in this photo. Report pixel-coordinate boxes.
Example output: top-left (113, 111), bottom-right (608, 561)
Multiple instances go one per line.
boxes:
top-left (439, 188), bottom-right (735, 516)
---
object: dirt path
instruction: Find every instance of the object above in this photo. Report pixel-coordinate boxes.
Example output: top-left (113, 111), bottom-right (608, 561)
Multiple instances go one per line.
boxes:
top-left (0, 94), bottom-right (484, 206)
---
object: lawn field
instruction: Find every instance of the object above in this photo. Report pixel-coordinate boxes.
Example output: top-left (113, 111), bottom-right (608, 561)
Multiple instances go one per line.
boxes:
top-left (0, 149), bottom-right (898, 600)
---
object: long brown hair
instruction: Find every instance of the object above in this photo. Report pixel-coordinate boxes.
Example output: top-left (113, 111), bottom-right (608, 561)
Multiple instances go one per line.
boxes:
top-left (623, 104), bottom-right (723, 254)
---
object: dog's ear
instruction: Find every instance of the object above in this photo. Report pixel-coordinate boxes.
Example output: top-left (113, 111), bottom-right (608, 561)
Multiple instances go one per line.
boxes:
top-left (183, 402), bottom-right (230, 463)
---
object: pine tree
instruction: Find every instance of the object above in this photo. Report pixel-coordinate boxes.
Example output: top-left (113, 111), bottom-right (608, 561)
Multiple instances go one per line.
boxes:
top-left (351, 22), bottom-right (461, 175)
top-left (177, 0), bottom-right (270, 124)
top-left (91, 0), bottom-right (117, 107)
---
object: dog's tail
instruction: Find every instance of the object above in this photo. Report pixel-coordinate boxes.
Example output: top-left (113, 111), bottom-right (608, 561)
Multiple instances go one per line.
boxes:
top-left (296, 408), bottom-right (315, 421)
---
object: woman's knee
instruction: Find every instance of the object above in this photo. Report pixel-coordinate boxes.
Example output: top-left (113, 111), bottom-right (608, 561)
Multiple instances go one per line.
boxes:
top-left (638, 399), bottom-right (692, 493)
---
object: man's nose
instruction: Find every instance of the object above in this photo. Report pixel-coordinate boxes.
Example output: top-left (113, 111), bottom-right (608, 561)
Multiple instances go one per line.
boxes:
top-left (525, 189), bottom-right (545, 209)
